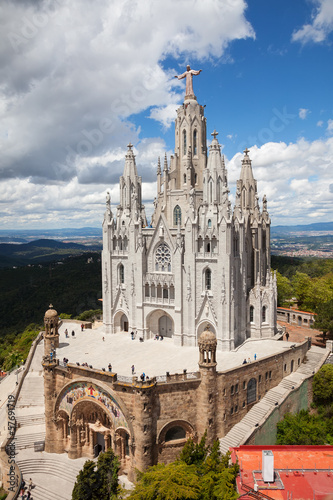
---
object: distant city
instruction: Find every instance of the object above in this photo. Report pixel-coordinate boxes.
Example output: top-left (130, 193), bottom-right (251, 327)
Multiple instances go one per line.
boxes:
top-left (0, 222), bottom-right (332, 258)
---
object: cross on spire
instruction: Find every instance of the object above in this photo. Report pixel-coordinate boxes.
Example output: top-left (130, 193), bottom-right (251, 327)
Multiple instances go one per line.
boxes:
top-left (243, 147), bottom-right (250, 156)
top-left (127, 142), bottom-right (133, 150)
top-left (211, 129), bottom-right (218, 139)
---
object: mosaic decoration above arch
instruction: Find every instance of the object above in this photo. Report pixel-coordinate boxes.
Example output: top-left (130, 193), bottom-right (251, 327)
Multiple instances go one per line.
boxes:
top-left (58, 381), bottom-right (128, 429)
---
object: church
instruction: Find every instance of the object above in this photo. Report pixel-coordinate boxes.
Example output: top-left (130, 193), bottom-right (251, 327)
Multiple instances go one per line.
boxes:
top-left (101, 66), bottom-right (277, 349)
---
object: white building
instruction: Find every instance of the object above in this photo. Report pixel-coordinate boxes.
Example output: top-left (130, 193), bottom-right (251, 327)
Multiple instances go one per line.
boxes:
top-left (102, 74), bottom-right (277, 350)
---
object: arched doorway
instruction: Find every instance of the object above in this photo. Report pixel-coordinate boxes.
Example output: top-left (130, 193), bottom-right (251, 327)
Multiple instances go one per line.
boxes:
top-left (159, 315), bottom-right (173, 337)
top-left (113, 310), bottom-right (129, 333)
top-left (146, 310), bottom-right (174, 339)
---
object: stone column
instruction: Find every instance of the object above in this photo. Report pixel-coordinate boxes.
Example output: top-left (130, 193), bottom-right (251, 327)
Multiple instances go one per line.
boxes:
top-left (197, 327), bottom-right (218, 445)
top-left (132, 383), bottom-right (157, 472)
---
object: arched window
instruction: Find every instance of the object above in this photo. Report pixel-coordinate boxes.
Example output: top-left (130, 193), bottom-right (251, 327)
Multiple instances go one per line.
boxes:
top-left (193, 129), bottom-right (197, 155)
top-left (119, 264), bottom-right (124, 284)
top-left (183, 129), bottom-right (187, 156)
top-left (207, 219), bottom-right (212, 228)
top-left (247, 378), bottom-right (257, 405)
top-left (205, 268), bottom-right (212, 290)
top-left (195, 173), bottom-right (198, 184)
top-left (250, 306), bottom-right (254, 323)
top-left (183, 174), bottom-right (186, 184)
top-left (174, 205), bottom-right (182, 226)
top-left (155, 244), bottom-right (171, 272)
top-left (165, 426), bottom-right (186, 442)
top-left (262, 306), bottom-right (266, 322)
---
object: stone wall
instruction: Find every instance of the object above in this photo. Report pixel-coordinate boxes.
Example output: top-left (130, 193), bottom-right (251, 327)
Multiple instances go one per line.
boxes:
top-left (245, 376), bottom-right (313, 446)
top-left (44, 339), bottom-right (311, 478)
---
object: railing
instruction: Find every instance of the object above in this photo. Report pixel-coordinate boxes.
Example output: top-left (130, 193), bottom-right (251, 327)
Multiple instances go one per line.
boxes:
top-left (116, 375), bottom-right (133, 383)
top-left (144, 297), bottom-right (175, 305)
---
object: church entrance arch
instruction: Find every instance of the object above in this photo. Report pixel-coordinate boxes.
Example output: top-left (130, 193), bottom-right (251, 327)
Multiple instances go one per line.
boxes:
top-left (159, 315), bottom-right (173, 337)
top-left (113, 310), bottom-right (129, 332)
top-left (146, 310), bottom-right (174, 339)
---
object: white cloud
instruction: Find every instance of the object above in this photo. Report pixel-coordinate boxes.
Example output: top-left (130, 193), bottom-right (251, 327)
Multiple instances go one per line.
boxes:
top-left (0, 0), bottom-right (255, 228)
top-left (299, 108), bottom-right (310, 119)
top-left (317, 120), bottom-right (324, 127)
top-left (327, 119), bottom-right (333, 134)
top-left (226, 137), bottom-right (333, 225)
top-left (292, 0), bottom-right (333, 44)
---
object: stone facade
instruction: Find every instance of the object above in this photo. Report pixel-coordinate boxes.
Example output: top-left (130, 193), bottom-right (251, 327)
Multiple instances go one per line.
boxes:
top-left (101, 81), bottom-right (277, 350)
top-left (43, 322), bottom-right (310, 480)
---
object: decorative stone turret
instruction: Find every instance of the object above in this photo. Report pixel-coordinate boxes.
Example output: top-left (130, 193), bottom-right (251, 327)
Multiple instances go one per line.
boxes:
top-left (44, 304), bottom-right (59, 356)
top-left (197, 325), bottom-right (217, 444)
top-left (198, 324), bottom-right (217, 367)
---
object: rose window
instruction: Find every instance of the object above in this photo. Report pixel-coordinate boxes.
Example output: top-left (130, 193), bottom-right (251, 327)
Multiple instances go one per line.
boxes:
top-left (155, 244), bottom-right (171, 272)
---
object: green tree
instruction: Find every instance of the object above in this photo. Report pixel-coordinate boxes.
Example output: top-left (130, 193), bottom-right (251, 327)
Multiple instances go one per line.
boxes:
top-left (313, 299), bottom-right (333, 339)
top-left (72, 461), bottom-right (102, 500)
top-left (72, 450), bottom-right (120, 500)
top-left (276, 410), bottom-right (327, 445)
top-left (313, 364), bottom-right (333, 406)
top-left (275, 271), bottom-right (293, 306)
top-left (97, 449), bottom-right (120, 499)
top-left (129, 437), bottom-right (239, 500)
top-left (128, 462), bottom-right (201, 500)
top-left (292, 271), bottom-right (313, 310)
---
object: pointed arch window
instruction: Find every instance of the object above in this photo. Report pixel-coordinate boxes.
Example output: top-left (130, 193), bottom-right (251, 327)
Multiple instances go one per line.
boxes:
top-left (119, 264), bottom-right (124, 284)
top-left (193, 129), bottom-right (197, 155)
top-left (183, 174), bottom-right (186, 184)
top-left (205, 268), bottom-right (212, 290)
top-left (207, 219), bottom-right (212, 228)
top-left (250, 306), bottom-right (254, 323)
top-left (174, 205), bottom-right (182, 226)
top-left (262, 306), bottom-right (267, 323)
top-left (183, 129), bottom-right (187, 156)
top-left (155, 243), bottom-right (171, 272)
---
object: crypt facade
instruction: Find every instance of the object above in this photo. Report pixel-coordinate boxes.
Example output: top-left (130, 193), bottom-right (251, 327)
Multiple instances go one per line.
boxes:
top-left (101, 68), bottom-right (277, 349)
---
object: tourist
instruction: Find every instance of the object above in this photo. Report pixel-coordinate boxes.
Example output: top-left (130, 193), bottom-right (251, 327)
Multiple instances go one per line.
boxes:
top-left (108, 363), bottom-right (112, 372)
top-left (26, 491), bottom-right (31, 499)
top-left (242, 358), bottom-right (247, 364)
top-left (81, 323), bottom-right (84, 331)
top-left (160, 335), bottom-right (163, 341)
top-left (131, 331), bottom-right (134, 340)
top-left (71, 330), bottom-right (75, 337)
top-left (28, 478), bottom-right (33, 491)
top-left (142, 372), bottom-right (145, 381)
top-left (139, 337), bottom-right (144, 342)
top-left (254, 353), bottom-right (257, 361)
top-left (64, 329), bottom-right (68, 338)
top-left (248, 357), bottom-right (251, 363)
top-left (131, 364), bottom-right (135, 374)
top-left (102, 336), bottom-right (105, 341)
top-left (286, 332), bottom-right (289, 341)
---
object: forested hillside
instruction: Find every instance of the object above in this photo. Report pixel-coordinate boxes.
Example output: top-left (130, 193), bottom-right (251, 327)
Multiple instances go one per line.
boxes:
top-left (271, 256), bottom-right (333, 337)
top-left (0, 252), bottom-right (102, 337)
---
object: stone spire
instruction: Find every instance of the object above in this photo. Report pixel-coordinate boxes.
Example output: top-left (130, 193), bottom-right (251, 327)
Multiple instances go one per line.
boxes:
top-left (203, 130), bottom-right (227, 205)
top-left (119, 143), bottom-right (146, 222)
top-left (236, 148), bottom-right (258, 212)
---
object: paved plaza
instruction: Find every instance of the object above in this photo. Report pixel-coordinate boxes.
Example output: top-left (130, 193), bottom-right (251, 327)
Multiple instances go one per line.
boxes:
top-left (57, 321), bottom-right (295, 377)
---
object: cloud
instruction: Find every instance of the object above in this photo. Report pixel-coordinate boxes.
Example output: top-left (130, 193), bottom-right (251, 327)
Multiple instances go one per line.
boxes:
top-left (299, 108), bottom-right (310, 120)
top-left (317, 120), bottom-right (324, 127)
top-left (292, 0), bottom-right (333, 44)
top-left (327, 119), bottom-right (333, 134)
top-left (226, 137), bottom-right (333, 225)
top-left (0, 0), bottom-right (255, 228)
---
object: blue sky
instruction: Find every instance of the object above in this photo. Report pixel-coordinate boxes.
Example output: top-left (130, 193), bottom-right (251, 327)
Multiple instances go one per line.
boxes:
top-left (0, 0), bottom-right (332, 229)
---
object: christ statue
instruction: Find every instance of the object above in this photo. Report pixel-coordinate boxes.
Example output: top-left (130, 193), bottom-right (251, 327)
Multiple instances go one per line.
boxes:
top-left (175, 65), bottom-right (202, 98)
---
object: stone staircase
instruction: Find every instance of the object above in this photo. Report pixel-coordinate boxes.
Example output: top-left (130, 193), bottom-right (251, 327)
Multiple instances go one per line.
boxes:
top-left (220, 345), bottom-right (329, 455)
top-left (17, 455), bottom-right (85, 500)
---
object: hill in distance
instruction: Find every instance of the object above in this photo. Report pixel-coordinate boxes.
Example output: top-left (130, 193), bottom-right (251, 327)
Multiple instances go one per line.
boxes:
top-left (0, 238), bottom-right (102, 268)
